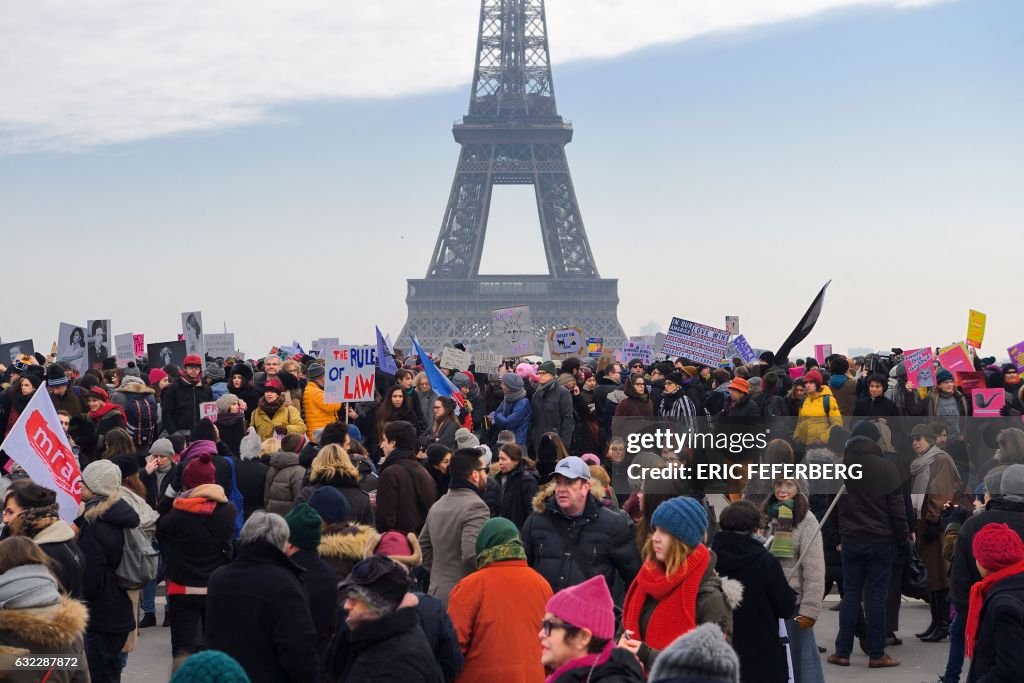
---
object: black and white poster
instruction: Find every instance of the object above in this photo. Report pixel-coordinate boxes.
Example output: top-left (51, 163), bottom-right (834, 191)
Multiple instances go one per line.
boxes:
top-left (148, 340), bottom-right (186, 370)
top-left (182, 311), bottom-right (205, 358)
top-left (86, 319), bottom-right (112, 369)
top-left (0, 339), bottom-right (35, 368)
top-left (56, 322), bottom-right (89, 375)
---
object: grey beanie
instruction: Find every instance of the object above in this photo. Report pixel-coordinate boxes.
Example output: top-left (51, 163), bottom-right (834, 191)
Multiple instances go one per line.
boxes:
top-left (0, 565), bottom-right (62, 610)
top-left (123, 366), bottom-right (142, 378)
top-left (649, 623), bottom-right (739, 683)
top-left (455, 428), bottom-right (480, 451)
top-left (747, 376), bottom-right (762, 394)
top-left (216, 393), bottom-right (240, 414)
top-left (205, 362), bottom-right (226, 381)
top-left (452, 372), bottom-right (471, 389)
top-left (501, 372), bottom-right (524, 391)
top-left (149, 438), bottom-right (175, 458)
top-left (1001, 464), bottom-right (1024, 502)
top-left (81, 459), bottom-right (122, 497)
top-left (119, 375), bottom-right (146, 389)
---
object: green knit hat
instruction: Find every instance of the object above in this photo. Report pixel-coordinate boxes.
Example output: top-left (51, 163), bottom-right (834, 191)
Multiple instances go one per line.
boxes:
top-left (475, 517), bottom-right (520, 555)
top-left (285, 503), bottom-right (322, 551)
top-left (170, 650), bottom-right (250, 683)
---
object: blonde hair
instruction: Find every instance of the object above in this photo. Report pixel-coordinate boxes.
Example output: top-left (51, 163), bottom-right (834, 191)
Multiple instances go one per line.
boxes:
top-left (282, 359), bottom-right (302, 375)
top-left (260, 438), bottom-right (279, 456)
top-left (641, 532), bottom-right (692, 577)
top-left (310, 444), bottom-right (359, 482)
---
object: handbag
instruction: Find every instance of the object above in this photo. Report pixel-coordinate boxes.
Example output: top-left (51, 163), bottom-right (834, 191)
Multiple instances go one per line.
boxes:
top-left (901, 541), bottom-right (928, 600)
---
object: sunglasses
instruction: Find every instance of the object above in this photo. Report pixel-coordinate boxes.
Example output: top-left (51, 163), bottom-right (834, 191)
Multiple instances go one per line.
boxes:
top-left (542, 619), bottom-right (569, 637)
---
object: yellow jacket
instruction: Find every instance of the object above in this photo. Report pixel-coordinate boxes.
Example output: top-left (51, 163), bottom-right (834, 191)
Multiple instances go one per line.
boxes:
top-left (251, 404), bottom-right (306, 440)
top-left (795, 386), bottom-right (844, 446)
top-left (303, 381), bottom-right (342, 440)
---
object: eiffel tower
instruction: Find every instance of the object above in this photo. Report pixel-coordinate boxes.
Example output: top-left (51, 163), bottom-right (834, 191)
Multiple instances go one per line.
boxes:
top-left (397, 0), bottom-right (626, 354)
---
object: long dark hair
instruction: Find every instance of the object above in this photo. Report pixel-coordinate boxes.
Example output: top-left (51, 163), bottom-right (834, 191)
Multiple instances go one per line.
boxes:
top-left (432, 396), bottom-right (458, 433)
top-left (377, 385), bottom-right (413, 436)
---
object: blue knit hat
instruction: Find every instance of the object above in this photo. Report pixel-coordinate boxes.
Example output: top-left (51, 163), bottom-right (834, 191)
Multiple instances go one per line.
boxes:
top-left (170, 650), bottom-right (250, 683)
top-left (347, 423), bottom-right (363, 444)
top-left (651, 496), bottom-right (708, 547)
top-left (937, 369), bottom-right (954, 384)
top-left (308, 486), bottom-right (351, 524)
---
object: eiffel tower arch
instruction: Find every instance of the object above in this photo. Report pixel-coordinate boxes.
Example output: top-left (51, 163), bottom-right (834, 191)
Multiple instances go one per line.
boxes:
top-left (397, 0), bottom-right (627, 354)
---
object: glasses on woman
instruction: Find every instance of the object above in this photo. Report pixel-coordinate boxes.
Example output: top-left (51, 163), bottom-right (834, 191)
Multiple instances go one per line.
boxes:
top-left (542, 618), bottom-right (569, 637)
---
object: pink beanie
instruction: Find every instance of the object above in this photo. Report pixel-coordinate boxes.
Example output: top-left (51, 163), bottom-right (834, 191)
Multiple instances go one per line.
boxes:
top-left (516, 362), bottom-right (538, 381)
top-left (545, 576), bottom-right (615, 640)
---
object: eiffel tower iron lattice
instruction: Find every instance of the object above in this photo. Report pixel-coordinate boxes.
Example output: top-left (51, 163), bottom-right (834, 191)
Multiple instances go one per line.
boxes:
top-left (397, 0), bottom-right (627, 355)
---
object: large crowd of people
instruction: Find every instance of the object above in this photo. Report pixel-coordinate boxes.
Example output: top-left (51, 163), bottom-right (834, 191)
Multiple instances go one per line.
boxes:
top-left (2, 343), bottom-right (1024, 682)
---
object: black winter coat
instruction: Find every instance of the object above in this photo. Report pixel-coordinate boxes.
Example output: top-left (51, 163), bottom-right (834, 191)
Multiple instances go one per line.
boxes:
top-left (295, 472), bottom-right (375, 526)
top-left (235, 458), bottom-right (271, 519)
top-left (853, 395), bottom-right (901, 417)
top-left (530, 381), bottom-right (575, 455)
top-left (950, 498), bottom-right (1024, 611)
top-left (711, 532), bottom-right (797, 683)
top-left (74, 496), bottom-right (140, 634)
top-left (34, 524), bottom-right (85, 600)
top-left (217, 412), bottom-right (246, 456)
top-left (205, 540), bottom-right (323, 683)
top-left (550, 646), bottom-right (645, 683)
top-left (966, 571), bottom-right (1024, 683)
top-left (155, 494), bottom-right (235, 587)
top-left (290, 547), bottom-right (339, 656)
top-left (838, 438), bottom-right (909, 544)
top-left (521, 490), bottom-right (640, 594)
top-left (229, 381), bottom-right (263, 421)
top-left (160, 377), bottom-right (213, 435)
top-left (336, 606), bottom-right (444, 683)
top-left (494, 466), bottom-right (539, 529)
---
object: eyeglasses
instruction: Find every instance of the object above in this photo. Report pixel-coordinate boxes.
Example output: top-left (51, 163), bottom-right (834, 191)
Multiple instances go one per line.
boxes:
top-left (542, 619), bottom-right (569, 637)
top-left (476, 466), bottom-right (488, 472)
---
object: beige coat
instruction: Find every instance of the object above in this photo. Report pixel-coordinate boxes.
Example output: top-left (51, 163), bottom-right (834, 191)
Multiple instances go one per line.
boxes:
top-left (418, 486), bottom-right (490, 607)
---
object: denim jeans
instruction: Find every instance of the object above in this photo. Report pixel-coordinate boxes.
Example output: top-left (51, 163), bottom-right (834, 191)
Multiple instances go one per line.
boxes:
top-left (943, 608), bottom-right (965, 683)
top-left (786, 619), bottom-right (826, 683)
top-left (140, 540), bottom-right (165, 616)
top-left (835, 542), bottom-right (896, 659)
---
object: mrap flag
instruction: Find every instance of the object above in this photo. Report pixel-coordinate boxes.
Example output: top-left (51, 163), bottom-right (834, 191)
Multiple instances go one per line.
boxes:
top-left (411, 336), bottom-right (465, 412)
top-left (0, 384), bottom-right (82, 522)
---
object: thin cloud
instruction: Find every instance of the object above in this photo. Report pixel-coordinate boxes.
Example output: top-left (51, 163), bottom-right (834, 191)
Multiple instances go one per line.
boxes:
top-left (0, 0), bottom-right (945, 153)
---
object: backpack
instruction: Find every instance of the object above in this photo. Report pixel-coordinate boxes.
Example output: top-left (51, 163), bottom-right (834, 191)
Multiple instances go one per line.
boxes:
top-left (115, 526), bottom-right (160, 590)
top-left (225, 457), bottom-right (245, 539)
top-left (123, 394), bottom-right (157, 448)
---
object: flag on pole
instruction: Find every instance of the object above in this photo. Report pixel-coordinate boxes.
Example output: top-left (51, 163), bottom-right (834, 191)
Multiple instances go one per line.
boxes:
top-left (376, 326), bottom-right (398, 375)
top-left (0, 385), bottom-right (82, 523)
top-left (774, 281), bottom-right (831, 364)
top-left (411, 336), bottom-right (465, 410)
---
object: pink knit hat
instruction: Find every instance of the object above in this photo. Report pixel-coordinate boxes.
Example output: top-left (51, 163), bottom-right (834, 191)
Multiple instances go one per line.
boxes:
top-left (545, 576), bottom-right (615, 640)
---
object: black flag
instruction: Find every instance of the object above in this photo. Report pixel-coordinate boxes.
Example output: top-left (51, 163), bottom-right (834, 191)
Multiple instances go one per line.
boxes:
top-left (773, 281), bottom-right (831, 364)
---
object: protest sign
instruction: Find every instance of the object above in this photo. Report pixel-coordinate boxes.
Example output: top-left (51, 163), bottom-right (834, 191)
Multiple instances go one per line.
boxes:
top-left (972, 388), bottom-right (1004, 417)
top-left (473, 351), bottom-right (504, 376)
top-left (148, 341), bottom-right (186, 370)
top-left (311, 338), bottom-right (340, 358)
top-left (0, 339), bottom-right (35, 368)
top-left (938, 343), bottom-right (973, 374)
top-left (662, 318), bottom-right (729, 366)
top-left (725, 316), bottom-right (740, 336)
top-left (653, 333), bottom-right (667, 359)
top-left (200, 402), bottom-right (218, 423)
top-left (732, 335), bottom-right (757, 364)
top-left (548, 327), bottom-right (584, 358)
top-left (182, 311), bottom-right (206, 357)
top-left (114, 333), bottom-right (134, 368)
top-left (324, 346), bottom-right (377, 403)
top-left (621, 340), bottom-right (654, 366)
top-left (492, 305), bottom-right (534, 356)
top-left (966, 309), bottom-right (986, 349)
top-left (904, 347), bottom-right (936, 388)
top-left (0, 384), bottom-right (81, 523)
top-left (86, 320), bottom-right (111, 369)
top-left (133, 334), bottom-right (145, 358)
top-left (813, 344), bottom-right (832, 365)
top-left (439, 346), bottom-right (472, 371)
top-left (57, 323), bottom-right (88, 375)
top-left (205, 333), bottom-right (236, 360)
top-left (789, 367), bottom-right (805, 379)
top-left (1009, 341), bottom-right (1024, 373)
top-left (586, 337), bottom-right (604, 358)
top-left (956, 371), bottom-right (986, 397)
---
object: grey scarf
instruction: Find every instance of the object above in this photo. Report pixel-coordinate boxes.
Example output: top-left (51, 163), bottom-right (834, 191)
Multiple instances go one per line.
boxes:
top-left (0, 565), bottom-right (61, 609)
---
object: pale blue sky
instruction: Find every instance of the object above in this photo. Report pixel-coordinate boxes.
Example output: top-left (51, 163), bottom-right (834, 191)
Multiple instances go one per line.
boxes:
top-left (1, 0), bottom-right (1021, 360)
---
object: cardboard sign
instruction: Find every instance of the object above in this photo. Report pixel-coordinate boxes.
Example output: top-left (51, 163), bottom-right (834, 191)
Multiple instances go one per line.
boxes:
top-left (200, 402), bottom-right (218, 423)
top-left (132, 334), bottom-right (145, 358)
top-left (938, 343), bottom-right (973, 374)
top-left (439, 347), bottom-right (472, 371)
top-left (621, 341), bottom-right (654, 367)
top-left (205, 333), bottom-right (236, 360)
top-left (966, 309), bottom-right (986, 349)
top-left (732, 335), bottom-right (757, 364)
top-left (492, 305), bottom-right (534, 356)
top-left (311, 338), bottom-right (340, 358)
top-left (956, 371), bottom-right (986, 397)
top-left (548, 327), bottom-right (584, 358)
top-left (662, 318), bottom-right (729, 366)
top-left (904, 347), bottom-right (936, 388)
top-left (814, 344), bottom-right (832, 365)
top-left (114, 333), bottom-right (135, 368)
top-left (586, 337), bottom-right (604, 358)
top-left (324, 346), bottom-right (377, 403)
top-left (473, 351), bottom-right (504, 376)
top-left (725, 316), bottom-right (740, 336)
top-left (181, 311), bottom-right (206, 358)
top-left (1009, 341), bottom-right (1024, 373)
top-left (972, 388), bottom-right (1004, 417)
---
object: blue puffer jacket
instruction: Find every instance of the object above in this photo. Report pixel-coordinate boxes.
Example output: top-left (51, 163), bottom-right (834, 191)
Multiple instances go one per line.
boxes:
top-left (491, 396), bottom-right (531, 444)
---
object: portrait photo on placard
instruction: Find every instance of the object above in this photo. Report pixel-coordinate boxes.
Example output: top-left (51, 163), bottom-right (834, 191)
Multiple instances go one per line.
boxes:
top-left (0, 339), bottom-right (35, 368)
top-left (57, 322), bottom-right (89, 375)
top-left (86, 319), bottom-right (112, 369)
top-left (148, 340), bottom-right (186, 370)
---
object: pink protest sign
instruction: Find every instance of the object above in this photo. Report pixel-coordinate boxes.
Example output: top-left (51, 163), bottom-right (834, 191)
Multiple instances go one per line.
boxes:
top-left (972, 388), bottom-right (1004, 417)
top-left (789, 367), bottom-right (805, 379)
top-left (132, 334), bottom-right (145, 357)
top-left (937, 343), bottom-right (972, 374)
top-left (814, 344), bottom-right (832, 365)
top-left (1009, 342), bottom-right (1024, 373)
top-left (904, 347), bottom-right (935, 388)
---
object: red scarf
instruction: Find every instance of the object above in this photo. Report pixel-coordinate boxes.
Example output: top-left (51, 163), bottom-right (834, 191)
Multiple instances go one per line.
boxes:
top-left (965, 558), bottom-right (1024, 659)
top-left (89, 402), bottom-right (125, 423)
top-left (622, 543), bottom-right (710, 650)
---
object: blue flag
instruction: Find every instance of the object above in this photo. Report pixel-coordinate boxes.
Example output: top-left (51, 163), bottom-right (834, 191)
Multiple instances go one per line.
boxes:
top-left (376, 326), bottom-right (398, 375)
top-left (411, 336), bottom-right (464, 410)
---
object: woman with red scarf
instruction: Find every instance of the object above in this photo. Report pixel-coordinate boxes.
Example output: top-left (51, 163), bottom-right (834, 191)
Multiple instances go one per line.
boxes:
top-left (83, 386), bottom-right (127, 460)
top-left (617, 495), bottom-right (737, 671)
top-left (964, 522), bottom-right (1024, 682)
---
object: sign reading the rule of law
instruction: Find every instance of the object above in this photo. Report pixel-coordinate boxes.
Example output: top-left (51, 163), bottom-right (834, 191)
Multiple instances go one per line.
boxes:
top-left (548, 327), bottom-right (584, 358)
top-left (324, 346), bottom-right (377, 403)
top-left (492, 305), bottom-right (534, 356)
top-left (662, 318), bottom-right (729, 366)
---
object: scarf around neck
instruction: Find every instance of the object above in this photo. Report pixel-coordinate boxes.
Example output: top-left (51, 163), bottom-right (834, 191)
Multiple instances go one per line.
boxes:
top-left (767, 498), bottom-right (795, 558)
top-left (965, 558), bottom-right (1024, 659)
top-left (622, 543), bottom-right (710, 650)
top-left (910, 445), bottom-right (954, 513)
top-left (545, 641), bottom-right (614, 683)
top-left (259, 395), bottom-right (284, 418)
top-left (476, 540), bottom-right (527, 570)
top-left (502, 388), bottom-right (527, 403)
top-left (89, 401), bottom-right (125, 422)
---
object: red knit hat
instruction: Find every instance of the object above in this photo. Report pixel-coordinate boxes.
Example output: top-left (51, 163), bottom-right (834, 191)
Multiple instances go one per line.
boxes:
top-left (375, 531), bottom-right (414, 558)
top-left (263, 377), bottom-right (285, 393)
top-left (973, 523), bottom-right (1024, 572)
top-left (803, 369), bottom-right (823, 388)
top-left (149, 368), bottom-right (169, 386)
top-left (728, 377), bottom-right (749, 394)
top-left (182, 453), bottom-right (216, 490)
top-left (545, 575), bottom-right (615, 640)
top-left (86, 387), bottom-right (109, 402)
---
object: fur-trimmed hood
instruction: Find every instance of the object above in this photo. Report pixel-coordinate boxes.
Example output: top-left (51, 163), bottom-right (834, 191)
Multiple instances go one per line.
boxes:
top-left (318, 524), bottom-right (380, 562)
top-left (367, 532), bottom-right (423, 568)
top-left (114, 379), bottom-right (154, 395)
top-left (531, 480), bottom-right (608, 514)
top-left (79, 490), bottom-right (130, 524)
top-left (31, 518), bottom-right (76, 545)
top-left (0, 597), bottom-right (88, 650)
